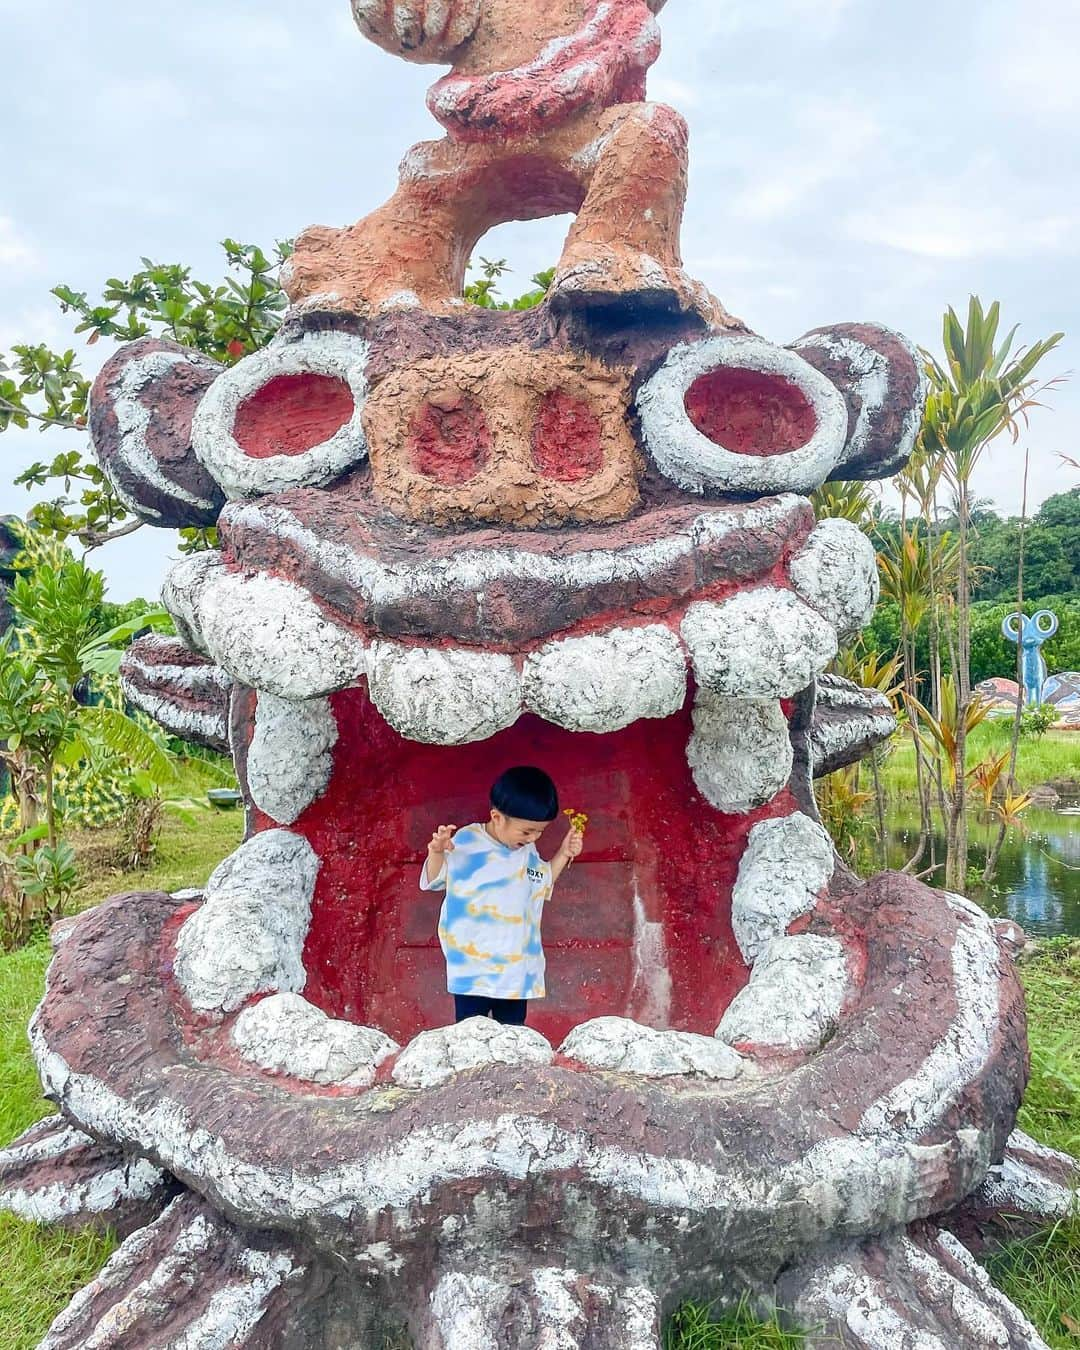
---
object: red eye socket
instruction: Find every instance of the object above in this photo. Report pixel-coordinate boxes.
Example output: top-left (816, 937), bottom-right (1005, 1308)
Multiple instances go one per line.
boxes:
top-left (684, 368), bottom-right (817, 457)
top-left (234, 373), bottom-right (355, 459)
top-left (532, 390), bottom-right (603, 482)
top-left (409, 395), bottom-right (491, 484)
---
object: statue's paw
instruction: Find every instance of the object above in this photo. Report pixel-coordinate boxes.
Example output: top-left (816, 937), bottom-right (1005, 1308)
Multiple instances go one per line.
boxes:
top-left (38, 1192), bottom-right (309, 1350)
top-left (351, 0), bottom-right (481, 64)
top-left (0, 1114), bottom-right (175, 1237)
top-left (550, 243), bottom-right (730, 327)
top-left (775, 1225), bottom-right (1052, 1348)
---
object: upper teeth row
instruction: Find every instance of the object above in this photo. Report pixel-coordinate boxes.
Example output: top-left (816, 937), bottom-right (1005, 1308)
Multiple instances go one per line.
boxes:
top-left (163, 518), bottom-right (877, 744)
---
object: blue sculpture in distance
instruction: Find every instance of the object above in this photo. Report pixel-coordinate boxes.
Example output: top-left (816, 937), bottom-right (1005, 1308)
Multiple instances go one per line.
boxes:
top-left (1002, 609), bottom-right (1058, 706)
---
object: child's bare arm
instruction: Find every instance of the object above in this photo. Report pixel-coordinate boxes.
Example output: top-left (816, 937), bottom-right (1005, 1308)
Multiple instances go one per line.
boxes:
top-left (422, 824), bottom-right (456, 886)
top-left (549, 824), bottom-right (583, 886)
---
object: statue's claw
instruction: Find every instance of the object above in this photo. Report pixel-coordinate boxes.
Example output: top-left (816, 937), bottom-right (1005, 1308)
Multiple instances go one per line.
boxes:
top-left (0, 1114), bottom-right (175, 1238)
top-left (38, 1192), bottom-right (310, 1350)
top-left (774, 1224), bottom-right (1051, 1349)
top-left (943, 1127), bottom-right (1080, 1251)
top-left (417, 1263), bottom-right (662, 1349)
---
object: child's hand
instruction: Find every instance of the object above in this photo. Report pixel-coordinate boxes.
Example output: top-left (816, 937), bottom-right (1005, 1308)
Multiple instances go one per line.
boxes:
top-left (564, 826), bottom-right (584, 860)
top-left (428, 825), bottom-right (457, 856)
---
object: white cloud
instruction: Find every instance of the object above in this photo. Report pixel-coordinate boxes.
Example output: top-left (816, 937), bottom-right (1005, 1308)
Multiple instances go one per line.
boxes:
top-left (0, 215), bottom-right (40, 272)
top-left (729, 98), bottom-right (880, 221)
top-left (703, 0), bottom-right (855, 37)
top-left (982, 0), bottom-right (1080, 121)
top-left (847, 200), bottom-right (1080, 262)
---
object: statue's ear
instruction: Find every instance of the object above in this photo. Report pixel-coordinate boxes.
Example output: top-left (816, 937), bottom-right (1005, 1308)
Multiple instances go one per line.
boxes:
top-left (789, 323), bottom-right (927, 482)
top-left (89, 338), bottom-right (225, 528)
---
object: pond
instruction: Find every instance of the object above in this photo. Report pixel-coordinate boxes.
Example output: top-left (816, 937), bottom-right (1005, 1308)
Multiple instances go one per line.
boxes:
top-left (879, 799), bottom-right (1080, 938)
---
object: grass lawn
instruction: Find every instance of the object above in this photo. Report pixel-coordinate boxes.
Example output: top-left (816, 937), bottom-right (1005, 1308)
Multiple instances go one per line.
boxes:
top-left (0, 807), bottom-right (1077, 1348)
top-left (877, 724), bottom-right (1080, 799)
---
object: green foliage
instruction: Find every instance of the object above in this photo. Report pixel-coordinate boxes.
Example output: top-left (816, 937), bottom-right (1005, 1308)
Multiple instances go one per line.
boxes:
top-left (2, 239), bottom-right (292, 553)
top-left (0, 539), bottom-right (181, 945)
top-left (665, 1297), bottom-right (805, 1347)
top-left (12, 841), bottom-right (77, 922)
top-left (920, 296), bottom-right (1063, 488)
top-left (463, 257), bottom-right (554, 311)
top-left (1020, 703), bottom-right (1059, 741)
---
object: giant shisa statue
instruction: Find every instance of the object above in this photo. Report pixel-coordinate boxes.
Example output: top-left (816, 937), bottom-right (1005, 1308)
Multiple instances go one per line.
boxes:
top-left (2, 2), bottom-right (1076, 1346)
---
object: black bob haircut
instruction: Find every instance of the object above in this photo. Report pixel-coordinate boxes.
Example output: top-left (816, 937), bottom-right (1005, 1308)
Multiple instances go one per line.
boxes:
top-left (490, 766), bottom-right (559, 822)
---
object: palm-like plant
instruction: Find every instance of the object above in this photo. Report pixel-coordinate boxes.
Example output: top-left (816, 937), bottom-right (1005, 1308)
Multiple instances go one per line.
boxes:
top-left (810, 480), bottom-right (878, 527)
top-left (917, 297), bottom-right (1062, 889)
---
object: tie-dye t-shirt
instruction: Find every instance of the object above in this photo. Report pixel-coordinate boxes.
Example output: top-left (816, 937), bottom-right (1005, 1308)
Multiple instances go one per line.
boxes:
top-left (420, 823), bottom-right (552, 999)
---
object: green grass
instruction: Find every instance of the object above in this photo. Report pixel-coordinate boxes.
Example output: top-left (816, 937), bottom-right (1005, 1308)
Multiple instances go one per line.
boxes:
top-left (1017, 941), bottom-right (1080, 1158)
top-left (878, 725), bottom-right (1080, 798)
top-left (665, 1298), bottom-right (805, 1347)
top-left (0, 822), bottom-right (1075, 1348)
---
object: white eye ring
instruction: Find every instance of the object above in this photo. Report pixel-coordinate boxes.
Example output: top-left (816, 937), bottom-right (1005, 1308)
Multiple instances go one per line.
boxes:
top-left (635, 334), bottom-right (848, 495)
top-left (192, 330), bottom-right (369, 498)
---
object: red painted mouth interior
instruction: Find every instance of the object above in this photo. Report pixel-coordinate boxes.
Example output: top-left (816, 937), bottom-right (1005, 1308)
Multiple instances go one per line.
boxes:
top-left (234, 374), bottom-right (354, 459)
top-left (249, 685), bottom-right (799, 1046)
top-left (685, 368), bottom-right (816, 457)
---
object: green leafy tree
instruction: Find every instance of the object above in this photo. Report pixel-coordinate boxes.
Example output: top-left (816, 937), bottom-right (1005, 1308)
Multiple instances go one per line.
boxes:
top-left (463, 257), bottom-right (554, 311)
top-left (1, 240), bottom-right (292, 554)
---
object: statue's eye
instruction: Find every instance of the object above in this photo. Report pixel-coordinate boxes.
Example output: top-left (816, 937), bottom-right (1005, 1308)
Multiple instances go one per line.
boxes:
top-left (192, 331), bottom-right (369, 497)
top-left (635, 335), bottom-right (848, 495)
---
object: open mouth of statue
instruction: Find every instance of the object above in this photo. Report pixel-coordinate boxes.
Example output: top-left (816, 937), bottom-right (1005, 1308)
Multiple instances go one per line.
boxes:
top-left (124, 487), bottom-right (892, 1091)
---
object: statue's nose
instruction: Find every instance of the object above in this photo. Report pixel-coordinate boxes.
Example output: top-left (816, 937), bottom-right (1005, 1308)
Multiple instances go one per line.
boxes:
top-left (362, 350), bottom-right (642, 527)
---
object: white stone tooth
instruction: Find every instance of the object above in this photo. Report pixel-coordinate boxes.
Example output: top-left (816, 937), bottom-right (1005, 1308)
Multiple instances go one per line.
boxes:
top-left (790, 517), bottom-right (879, 639)
top-left (392, 1017), bottom-right (553, 1089)
top-left (681, 586), bottom-right (837, 700)
top-left (522, 625), bottom-right (686, 733)
top-left (174, 830), bottom-right (318, 1015)
top-left (230, 992), bottom-right (397, 1089)
top-left (559, 1017), bottom-right (744, 1081)
top-left (247, 693), bottom-right (338, 826)
top-left (732, 813), bottom-right (835, 965)
top-left (716, 934), bottom-right (850, 1054)
top-left (366, 641), bottom-right (520, 745)
top-left (162, 553), bottom-right (366, 700)
top-left (686, 690), bottom-right (793, 814)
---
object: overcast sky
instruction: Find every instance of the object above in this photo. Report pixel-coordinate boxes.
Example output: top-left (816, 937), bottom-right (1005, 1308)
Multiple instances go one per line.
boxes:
top-left (2, 0), bottom-right (1077, 601)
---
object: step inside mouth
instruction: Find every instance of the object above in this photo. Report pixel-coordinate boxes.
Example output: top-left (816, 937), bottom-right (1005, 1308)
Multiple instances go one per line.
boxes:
top-left (245, 683), bottom-right (801, 1046)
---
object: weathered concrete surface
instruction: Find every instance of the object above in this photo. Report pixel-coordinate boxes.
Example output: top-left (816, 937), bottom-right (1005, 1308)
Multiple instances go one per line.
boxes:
top-left (809, 673), bottom-right (897, 778)
top-left (775, 1224), bottom-right (1050, 1349)
top-left (37, 1192), bottom-right (309, 1350)
top-left (0, 1114), bottom-right (175, 1237)
top-left (29, 873), bottom-right (1028, 1288)
top-left (120, 633), bottom-right (233, 753)
top-left (88, 338), bottom-right (224, 528)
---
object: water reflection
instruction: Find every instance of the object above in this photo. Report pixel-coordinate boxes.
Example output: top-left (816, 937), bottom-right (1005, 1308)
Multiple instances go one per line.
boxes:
top-left (880, 803), bottom-right (1080, 938)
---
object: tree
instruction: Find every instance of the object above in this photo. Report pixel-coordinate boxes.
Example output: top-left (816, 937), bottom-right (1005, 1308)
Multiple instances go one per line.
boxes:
top-left (0, 528), bottom-right (176, 946)
top-left (1, 241), bottom-right (293, 554)
top-left (918, 297), bottom-right (1062, 890)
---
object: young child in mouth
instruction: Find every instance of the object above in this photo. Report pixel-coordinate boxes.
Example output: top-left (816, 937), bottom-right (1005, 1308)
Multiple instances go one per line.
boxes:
top-left (421, 766), bottom-right (584, 1026)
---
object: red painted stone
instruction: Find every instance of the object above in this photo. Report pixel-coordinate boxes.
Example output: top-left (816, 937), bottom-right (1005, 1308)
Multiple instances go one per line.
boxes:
top-left (276, 685), bottom-right (801, 1047)
top-left (408, 396), bottom-right (491, 484)
top-left (233, 374), bottom-right (354, 459)
top-left (531, 391), bottom-right (603, 482)
top-left (685, 368), bottom-right (816, 457)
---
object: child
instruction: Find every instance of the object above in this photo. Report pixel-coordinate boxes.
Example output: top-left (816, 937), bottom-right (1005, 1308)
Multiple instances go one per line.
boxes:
top-left (420, 766), bottom-right (583, 1025)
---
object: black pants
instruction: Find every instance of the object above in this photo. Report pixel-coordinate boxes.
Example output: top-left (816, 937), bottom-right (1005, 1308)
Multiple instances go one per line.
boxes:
top-left (454, 994), bottom-right (528, 1026)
